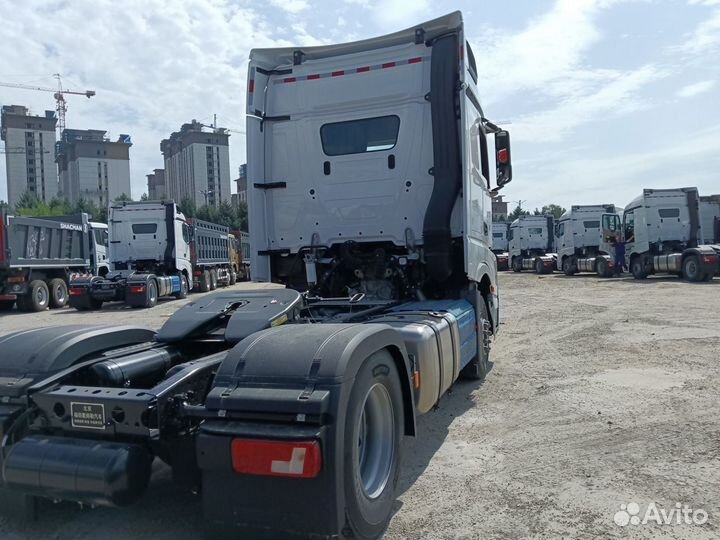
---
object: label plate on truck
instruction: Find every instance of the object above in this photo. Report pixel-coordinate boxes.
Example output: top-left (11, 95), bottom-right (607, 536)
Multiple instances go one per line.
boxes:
top-left (71, 402), bottom-right (106, 430)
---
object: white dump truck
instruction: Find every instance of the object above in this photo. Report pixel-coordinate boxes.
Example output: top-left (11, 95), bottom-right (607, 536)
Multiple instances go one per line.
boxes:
top-left (555, 204), bottom-right (621, 277)
top-left (624, 187), bottom-right (719, 281)
top-left (508, 214), bottom-right (557, 273)
top-left (492, 222), bottom-right (509, 270)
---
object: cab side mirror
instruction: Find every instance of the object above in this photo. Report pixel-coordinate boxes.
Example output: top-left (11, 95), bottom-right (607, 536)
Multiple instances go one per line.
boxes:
top-left (495, 130), bottom-right (512, 187)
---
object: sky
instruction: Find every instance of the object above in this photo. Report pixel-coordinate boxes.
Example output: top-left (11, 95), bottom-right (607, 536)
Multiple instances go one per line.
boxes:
top-left (1, 0), bottom-right (719, 212)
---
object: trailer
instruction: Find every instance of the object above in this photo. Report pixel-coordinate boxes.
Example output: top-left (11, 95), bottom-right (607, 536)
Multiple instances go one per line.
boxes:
top-left (492, 222), bottom-right (509, 270)
top-left (555, 204), bottom-right (620, 277)
top-left (0, 12), bottom-right (513, 540)
top-left (508, 214), bottom-right (557, 273)
top-left (0, 210), bottom-right (108, 312)
top-left (68, 201), bottom-right (193, 310)
top-left (188, 218), bottom-right (235, 291)
top-left (624, 188), bottom-right (719, 281)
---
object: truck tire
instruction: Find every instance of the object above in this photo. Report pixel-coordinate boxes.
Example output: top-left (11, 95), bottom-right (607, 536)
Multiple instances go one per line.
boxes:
top-left (460, 298), bottom-right (490, 381)
top-left (343, 349), bottom-right (403, 540)
top-left (511, 257), bottom-right (521, 272)
top-left (229, 269), bottom-right (237, 286)
top-left (72, 295), bottom-right (104, 311)
top-left (209, 269), bottom-right (218, 290)
top-left (562, 257), bottom-right (573, 276)
top-left (48, 278), bottom-right (69, 308)
top-left (596, 258), bottom-right (610, 278)
top-left (199, 270), bottom-right (211, 293)
top-left (0, 299), bottom-right (15, 311)
top-left (630, 257), bottom-right (647, 280)
top-left (682, 255), bottom-right (703, 282)
top-left (174, 274), bottom-right (189, 299)
top-left (534, 258), bottom-right (544, 274)
top-left (145, 279), bottom-right (158, 308)
top-left (18, 280), bottom-right (50, 312)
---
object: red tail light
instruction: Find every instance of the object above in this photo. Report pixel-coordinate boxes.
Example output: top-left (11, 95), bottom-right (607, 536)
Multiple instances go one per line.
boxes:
top-left (129, 285), bottom-right (146, 294)
top-left (69, 288), bottom-right (83, 296)
top-left (497, 148), bottom-right (509, 164)
top-left (231, 439), bottom-right (321, 479)
top-left (703, 255), bottom-right (717, 264)
top-left (7, 276), bottom-right (25, 284)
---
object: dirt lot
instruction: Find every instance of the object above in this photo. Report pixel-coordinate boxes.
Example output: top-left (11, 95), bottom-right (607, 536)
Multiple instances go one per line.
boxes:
top-left (1, 273), bottom-right (719, 539)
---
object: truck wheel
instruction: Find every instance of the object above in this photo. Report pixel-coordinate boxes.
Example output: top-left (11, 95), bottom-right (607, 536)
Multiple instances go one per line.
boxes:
top-left (200, 270), bottom-right (211, 292)
top-left (145, 280), bottom-right (158, 308)
top-left (460, 298), bottom-right (490, 381)
top-left (209, 269), bottom-right (218, 290)
top-left (0, 299), bottom-right (15, 311)
top-left (682, 256), bottom-right (702, 282)
top-left (48, 278), bottom-right (69, 308)
top-left (343, 349), bottom-right (403, 540)
top-left (511, 257), bottom-right (522, 272)
top-left (229, 269), bottom-right (237, 285)
top-left (20, 280), bottom-right (50, 312)
top-left (534, 258), bottom-right (545, 274)
top-left (630, 257), bottom-right (647, 280)
top-left (72, 296), bottom-right (104, 311)
top-left (596, 258), bottom-right (610, 278)
top-left (174, 274), bottom-right (189, 299)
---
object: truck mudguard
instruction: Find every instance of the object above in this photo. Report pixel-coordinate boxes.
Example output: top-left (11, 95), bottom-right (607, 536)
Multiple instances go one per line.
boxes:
top-left (199, 323), bottom-right (416, 538)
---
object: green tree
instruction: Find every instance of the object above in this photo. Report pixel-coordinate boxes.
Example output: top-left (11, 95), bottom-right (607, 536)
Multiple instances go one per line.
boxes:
top-left (179, 197), bottom-right (196, 218)
top-left (140, 192), bottom-right (149, 201)
top-left (534, 204), bottom-right (566, 219)
top-left (507, 204), bottom-right (530, 221)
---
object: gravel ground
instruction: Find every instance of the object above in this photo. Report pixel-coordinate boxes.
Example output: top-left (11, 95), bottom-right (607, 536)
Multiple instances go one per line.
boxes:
top-left (1, 273), bottom-right (719, 539)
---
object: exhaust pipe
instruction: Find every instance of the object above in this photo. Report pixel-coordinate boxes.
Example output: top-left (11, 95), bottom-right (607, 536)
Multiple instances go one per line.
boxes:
top-left (2, 436), bottom-right (152, 507)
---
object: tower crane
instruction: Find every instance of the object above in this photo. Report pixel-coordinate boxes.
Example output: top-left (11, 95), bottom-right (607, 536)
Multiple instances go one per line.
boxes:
top-left (0, 74), bottom-right (95, 133)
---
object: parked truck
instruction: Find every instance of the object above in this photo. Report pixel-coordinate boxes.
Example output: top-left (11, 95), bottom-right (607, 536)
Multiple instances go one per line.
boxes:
top-left (0, 12), bottom-right (512, 540)
top-left (492, 222), bottom-right (510, 270)
top-left (555, 204), bottom-right (620, 277)
top-left (699, 194), bottom-right (720, 244)
top-left (229, 229), bottom-right (251, 281)
top-left (0, 210), bottom-right (109, 312)
top-left (188, 217), bottom-right (236, 291)
top-left (508, 214), bottom-right (557, 273)
top-left (624, 188), bottom-right (719, 281)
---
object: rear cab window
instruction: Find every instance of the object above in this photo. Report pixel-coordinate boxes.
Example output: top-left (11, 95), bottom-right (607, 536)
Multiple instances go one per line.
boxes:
top-left (320, 116), bottom-right (400, 156)
top-left (132, 224), bottom-right (158, 234)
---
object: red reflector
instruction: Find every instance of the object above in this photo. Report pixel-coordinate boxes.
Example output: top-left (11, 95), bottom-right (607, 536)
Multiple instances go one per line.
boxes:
top-left (7, 276), bottom-right (25, 283)
top-left (408, 57), bottom-right (422, 64)
top-left (704, 256), bottom-right (718, 263)
top-left (231, 439), bottom-right (321, 479)
top-left (356, 66), bottom-right (370, 73)
top-left (129, 286), bottom-right (146, 294)
top-left (497, 148), bottom-right (509, 164)
top-left (248, 79), bottom-right (255, 93)
top-left (69, 288), bottom-right (83, 296)
top-left (308, 73), bottom-right (320, 80)
top-left (382, 62), bottom-right (396, 69)
top-left (283, 77), bottom-right (296, 83)
top-left (331, 70), bottom-right (344, 77)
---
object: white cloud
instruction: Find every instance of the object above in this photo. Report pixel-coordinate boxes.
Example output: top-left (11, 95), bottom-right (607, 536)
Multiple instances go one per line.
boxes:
top-left (269, 0), bottom-right (309, 14)
top-left (512, 64), bottom-right (665, 142)
top-left (676, 79), bottom-right (716, 98)
top-left (0, 0), bottom-right (322, 202)
top-left (678, 4), bottom-right (720, 54)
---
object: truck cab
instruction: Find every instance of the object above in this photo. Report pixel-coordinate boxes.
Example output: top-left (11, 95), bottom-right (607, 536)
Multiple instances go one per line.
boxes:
top-left (508, 214), bottom-right (556, 273)
top-left (699, 194), bottom-right (720, 245)
top-left (624, 188), bottom-right (718, 280)
top-left (88, 221), bottom-right (110, 276)
top-left (555, 204), bottom-right (619, 276)
top-left (492, 222), bottom-right (509, 270)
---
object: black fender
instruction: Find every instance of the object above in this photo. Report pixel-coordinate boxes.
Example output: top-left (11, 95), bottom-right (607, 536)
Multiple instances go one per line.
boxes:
top-left (683, 246), bottom-right (719, 274)
top-left (0, 325), bottom-right (156, 398)
top-left (199, 323), bottom-right (416, 539)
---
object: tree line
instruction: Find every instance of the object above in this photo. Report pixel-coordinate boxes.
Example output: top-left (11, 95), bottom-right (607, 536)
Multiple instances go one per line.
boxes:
top-left (7, 191), bottom-right (248, 231)
top-left (502, 203), bottom-right (567, 222)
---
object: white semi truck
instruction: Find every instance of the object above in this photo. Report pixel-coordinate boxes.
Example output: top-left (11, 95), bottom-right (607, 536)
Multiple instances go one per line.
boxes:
top-left (700, 194), bottom-right (720, 244)
top-left (492, 222), bottom-right (509, 270)
top-left (624, 187), bottom-right (719, 281)
top-left (0, 12), bottom-right (512, 540)
top-left (508, 214), bottom-right (557, 273)
top-left (555, 204), bottom-right (620, 277)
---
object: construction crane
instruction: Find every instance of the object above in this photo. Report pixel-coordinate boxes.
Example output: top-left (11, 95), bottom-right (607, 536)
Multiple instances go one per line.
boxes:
top-left (197, 114), bottom-right (245, 135)
top-left (0, 74), bottom-right (95, 132)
